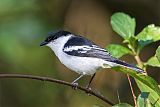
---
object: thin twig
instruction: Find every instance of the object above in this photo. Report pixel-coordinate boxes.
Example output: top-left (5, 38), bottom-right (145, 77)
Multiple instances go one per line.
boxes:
top-left (134, 55), bottom-right (143, 68)
top-left (0, 73), bottom-right (114, 106)
top-left (129, 44), bottom-right (146, 73)
top-left (134, 55), bottom-right (147, 73)
top-left (127, 74), bottom-right (138, 107)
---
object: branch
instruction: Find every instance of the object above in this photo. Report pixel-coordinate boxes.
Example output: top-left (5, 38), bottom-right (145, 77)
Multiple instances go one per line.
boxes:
top-left (127, 74), bottom-right (138, 107)
top-left (0, 73), bottom-right (114, 106)
top-left (134, 55), bottom-right (147, 74)
top-left (134, 55), bottom-right (143, 68)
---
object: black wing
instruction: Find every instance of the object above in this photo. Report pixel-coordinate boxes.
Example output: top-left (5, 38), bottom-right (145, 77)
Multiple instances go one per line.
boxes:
top-left (64, 36), bottom-right (94, 47)
top-left (63, 36), bottom-right (115, 61)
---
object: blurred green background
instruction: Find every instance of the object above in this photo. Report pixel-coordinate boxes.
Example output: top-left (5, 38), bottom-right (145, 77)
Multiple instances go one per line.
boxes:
top-left (0, 0), bottom-right (160, 107)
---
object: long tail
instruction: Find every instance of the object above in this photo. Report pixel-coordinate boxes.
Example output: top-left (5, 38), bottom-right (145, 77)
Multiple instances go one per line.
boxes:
top-left (108, 59), bottom-right (144, 73)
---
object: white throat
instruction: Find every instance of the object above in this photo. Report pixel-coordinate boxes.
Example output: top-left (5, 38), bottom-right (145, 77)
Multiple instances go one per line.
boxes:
top-left (46, 34), bottom-right (72, 57)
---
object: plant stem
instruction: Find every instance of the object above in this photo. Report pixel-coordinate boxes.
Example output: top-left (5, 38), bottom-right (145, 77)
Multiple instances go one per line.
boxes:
top-left (134, 55), bottom-right (147, 74)
top-left (0, 73), bottom-right (114, 106)
top-left (127, 74), bottom-right (138, 107)
top-left (134, 55), bottom-right (143, 68)
top-left (129, 44), bottom-right (147, 73)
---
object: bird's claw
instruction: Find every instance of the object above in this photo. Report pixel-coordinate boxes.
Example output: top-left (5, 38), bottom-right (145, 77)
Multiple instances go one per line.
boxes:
top-left (86, 84), bottom-right (90, 89)
top-left (71, 82), bottom-right (78, 90)
top-left (85, 85), bottom-right (92, 96)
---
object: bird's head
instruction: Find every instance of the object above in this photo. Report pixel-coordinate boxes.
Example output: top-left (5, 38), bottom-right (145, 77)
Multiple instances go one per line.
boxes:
top-left (40, 30), bottom-right (72, 47)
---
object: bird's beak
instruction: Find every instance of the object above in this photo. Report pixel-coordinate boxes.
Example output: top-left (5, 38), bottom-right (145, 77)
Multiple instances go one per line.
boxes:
top-left (40, 41), bottom-right (48, 46)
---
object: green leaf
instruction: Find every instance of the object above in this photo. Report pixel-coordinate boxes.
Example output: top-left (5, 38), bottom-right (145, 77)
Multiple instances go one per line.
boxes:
top-left (112, 67), bottom-right (160, 107)
top-left (112, 67), bottom-right (160, 95)
top-left (111, 12), bottom-right (136, 40)
top-left (137, 24), bottom-right (160, 51)
top-left (146, 46), bottom-right (160, 67)
top-left (156, 46), bottom-right (160, 62)
top-left (113, 103), bottom-right (133, 107)
top-left (137, 92), bottom-right (152, 107)
top-left (136, 80), bottom-right (160, 107)
top-left (147, 56), bottom-right (160, 67)
top-left (126, 36), bottom-right (138, 53)
top-left (106, 44), bottom-right (132, 58)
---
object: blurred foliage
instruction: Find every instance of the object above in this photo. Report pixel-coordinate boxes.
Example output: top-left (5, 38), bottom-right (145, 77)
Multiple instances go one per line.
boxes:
top-left (0, 0), bottom-right (71, 107)
top-left (112, 103), bottom-right (133, 107)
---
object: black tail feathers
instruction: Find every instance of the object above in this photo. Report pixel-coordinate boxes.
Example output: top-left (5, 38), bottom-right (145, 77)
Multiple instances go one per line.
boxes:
top-left (111, 59), bottom-right (144, 73)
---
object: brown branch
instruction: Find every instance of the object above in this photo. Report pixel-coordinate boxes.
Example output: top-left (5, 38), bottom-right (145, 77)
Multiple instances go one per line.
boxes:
top-left (127, 74), bottom-right (137, 107)
top-left (0, 73), bottom-right (114, 106)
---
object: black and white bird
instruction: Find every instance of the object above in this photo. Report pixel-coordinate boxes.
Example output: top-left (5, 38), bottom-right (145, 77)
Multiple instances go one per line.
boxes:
top-left (40, 30), bottom-right (143, 87)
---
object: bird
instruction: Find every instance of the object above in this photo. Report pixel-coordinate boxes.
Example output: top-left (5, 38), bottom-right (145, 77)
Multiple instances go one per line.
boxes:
top-left (40, 30), bottom-right (144, 88)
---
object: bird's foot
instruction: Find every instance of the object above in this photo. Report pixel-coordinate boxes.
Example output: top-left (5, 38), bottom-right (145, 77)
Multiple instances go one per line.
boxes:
top-left (85, 85), bottom-right (92, 96)
top-left (71, 82), bottom-right (78, 90)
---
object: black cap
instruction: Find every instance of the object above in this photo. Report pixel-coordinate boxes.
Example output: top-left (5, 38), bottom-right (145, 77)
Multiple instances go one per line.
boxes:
top-left (40, 30), bottom-right (71, 46)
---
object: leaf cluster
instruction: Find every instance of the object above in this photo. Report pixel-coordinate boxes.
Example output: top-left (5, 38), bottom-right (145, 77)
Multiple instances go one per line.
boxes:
top-left (107, 12), bottom-right (160, 107)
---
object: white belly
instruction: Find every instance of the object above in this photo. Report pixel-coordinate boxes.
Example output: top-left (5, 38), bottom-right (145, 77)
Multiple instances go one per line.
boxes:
top-left (58, 53), bottom-right (107, 75)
